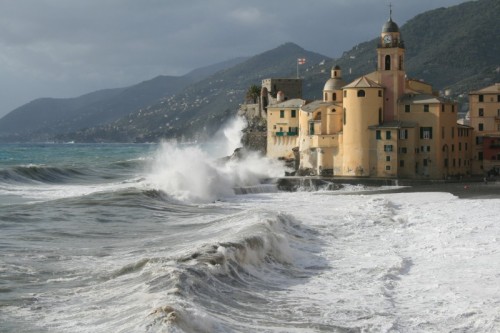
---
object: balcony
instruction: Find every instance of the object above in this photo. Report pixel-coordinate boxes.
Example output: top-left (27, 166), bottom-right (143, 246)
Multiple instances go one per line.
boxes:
top-left (275, 131), bottom-right (298, 137)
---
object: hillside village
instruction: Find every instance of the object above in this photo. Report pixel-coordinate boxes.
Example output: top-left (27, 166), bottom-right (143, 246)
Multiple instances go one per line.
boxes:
top-left (239, 14), bottom-right (500, 180)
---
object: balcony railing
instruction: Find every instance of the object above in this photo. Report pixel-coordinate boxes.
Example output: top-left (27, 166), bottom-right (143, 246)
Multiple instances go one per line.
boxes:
top-left (275, 131), bottom-right (298, 137)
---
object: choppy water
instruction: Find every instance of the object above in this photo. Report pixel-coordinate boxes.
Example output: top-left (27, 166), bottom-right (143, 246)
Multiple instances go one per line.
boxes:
top-left (1, 139), bottom-right (500, 332)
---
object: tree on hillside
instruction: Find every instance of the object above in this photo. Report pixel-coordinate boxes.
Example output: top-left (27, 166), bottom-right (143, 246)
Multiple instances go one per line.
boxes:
top-left (245, 85), bottom-right (261, 103)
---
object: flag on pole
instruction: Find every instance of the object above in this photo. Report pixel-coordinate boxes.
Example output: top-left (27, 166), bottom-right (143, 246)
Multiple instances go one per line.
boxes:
top-left (297, 58), bottom-right (306, 65)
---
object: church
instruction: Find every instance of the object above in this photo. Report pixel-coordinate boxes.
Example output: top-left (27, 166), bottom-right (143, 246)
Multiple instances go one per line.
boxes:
top-left (265, 14), bottom-right (474, 179)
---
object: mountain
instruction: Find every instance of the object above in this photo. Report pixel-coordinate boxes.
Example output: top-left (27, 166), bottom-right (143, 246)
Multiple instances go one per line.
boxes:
top-left (60, 43), bottom-right (329, 143)
top-left (1, 0), bottom-right (498, 143)
top-left (0, 57), bottom-right (248, 142)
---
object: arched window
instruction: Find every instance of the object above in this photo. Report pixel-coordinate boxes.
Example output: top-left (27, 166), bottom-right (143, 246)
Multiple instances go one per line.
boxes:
top-left (357, 90), bottom-right (366, 97)
top-left (385, 55), bottom-right (391, 70)
top-left (324, 92), bottom-right (328, 101)
top-left (315, 112), bottom-right (322, 120)
top-left (332, 93), bottom-right (337, 101)
top-left (344, 90), bottom-right (347, 98)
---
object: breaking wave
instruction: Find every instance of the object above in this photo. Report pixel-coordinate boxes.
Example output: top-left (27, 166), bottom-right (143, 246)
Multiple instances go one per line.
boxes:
top-left (146, 116), bottom-right (287, 203)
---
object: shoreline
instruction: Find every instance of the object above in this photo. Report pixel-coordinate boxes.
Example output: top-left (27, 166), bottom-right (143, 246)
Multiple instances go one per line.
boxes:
top-left (275, 177), bottom-right (500, 199)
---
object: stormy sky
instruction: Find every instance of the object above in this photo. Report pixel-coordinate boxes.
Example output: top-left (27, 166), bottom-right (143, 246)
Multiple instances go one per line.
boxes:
top-left (0, 0), bottom-right (469, 118)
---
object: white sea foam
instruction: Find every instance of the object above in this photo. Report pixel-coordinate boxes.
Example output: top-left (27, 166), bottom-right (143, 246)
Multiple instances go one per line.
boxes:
top-left (146, 116), bottom-right (286, 203)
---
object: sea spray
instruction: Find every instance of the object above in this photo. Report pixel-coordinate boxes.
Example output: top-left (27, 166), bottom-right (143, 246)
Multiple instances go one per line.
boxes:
top-left (147, 142), bottom-right (287, 203)
top-left (146, 116), bottom-right (287, 203)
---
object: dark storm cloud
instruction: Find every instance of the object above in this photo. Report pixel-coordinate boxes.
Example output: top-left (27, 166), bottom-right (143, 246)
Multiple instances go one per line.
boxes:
top-left (0, 0), bottom-right (468, 117)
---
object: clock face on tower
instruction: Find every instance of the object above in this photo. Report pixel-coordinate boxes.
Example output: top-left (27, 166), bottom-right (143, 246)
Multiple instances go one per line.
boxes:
top-left (383, 35), bottom-right (392, 45)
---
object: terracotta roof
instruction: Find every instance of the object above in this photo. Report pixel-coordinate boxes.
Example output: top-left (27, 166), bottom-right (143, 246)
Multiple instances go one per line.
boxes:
top-left (344, 76), bottom-right (383, 89)
top-left (267, 98), bottom-right (305, 109)
top-left (470, 83), bottom-right (500, 94)
top-left (399, 93), bottom-right (445, 104)
top-left (300, 100), bottom-right (334, 113)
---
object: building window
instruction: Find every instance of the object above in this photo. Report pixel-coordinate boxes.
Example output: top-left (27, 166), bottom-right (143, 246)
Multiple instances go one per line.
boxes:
top-left (332, 93), bottom-right (337, 101)
top-left (465, 143), bottom-right (468, 151)
top-left (424, 104), bottom-right (429, 112)
top-left (478, 152), bottom-right (483, 161)
top-left (384, 145), bottom-right (393, 152)
top-left (420, 127), bottom-right (433, 139)
top-left (479, 108), bottom-right (484, 117)
top-left (386, 131), bottom-right (391, 140)
top-left (498, 95), bottom-right (500, 102)
top-left (399, 129), bottom-right (408, 139)
top-left (400, 147), bottom-right (407, 154)
top-left (479, 123), bottom-right (484, 131)
top-left (423, 159), bottom-right (428, 167)
top-left (476, 136), bottom-right (483, 145)
top-left (343, 108), bottom-right (346, 125)
top-left (452, 105), bottom-right (455, 112)
top-left (479, 95), bottom-right (484, 102)
top-left (386, 165), bottom-right (391, 171)
top-left (344, 91), bottom-right (347, 98)
top-left (451, 127), bottom-right (455, 138)
top-left (386, 156), bottom-right (391, 162)
top-left (451, 144), bottom-right (454, 152)
top-left (405, 105), bottom-right (410, 113)
top-left (379, 108), bottom-right (382, 123)
top-left (324, 93), bottom-right (328, 101)
top-left (357, 90), bottom-right (366, 97)
top-left (385, 55), bottom-right (391, 70)
top-left (378, 90), bottom-right (382, 97)
top-left (280, 110), bottom-right (285, 118)
top-left (291, 110), bottom-right (296, 118)
top-left (459, 142), bottom-right (462, 151)
top-left (400, 160), bottom-right (404, 167)
top-left (376, 130), bottom-right (381, 140)
top-left (441, 104), bottom-right (445, 112)
top-left (442, 126), bottom-right (445, 139)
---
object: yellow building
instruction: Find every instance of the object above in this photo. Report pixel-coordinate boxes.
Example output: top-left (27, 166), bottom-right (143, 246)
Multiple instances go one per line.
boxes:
top-left (266, 14), bottom-right (474, 179)
top-left (469, 83), bottom-right (500, 176)
top-left (266, 98), bottom-right (304, 159)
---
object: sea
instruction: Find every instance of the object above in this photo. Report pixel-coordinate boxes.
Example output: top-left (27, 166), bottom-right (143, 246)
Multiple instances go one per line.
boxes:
top-left (1, 118), bottom-right (500, 333)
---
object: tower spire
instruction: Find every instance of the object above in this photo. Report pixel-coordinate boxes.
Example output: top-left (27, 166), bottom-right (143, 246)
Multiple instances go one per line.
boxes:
top-left (389, 3), bottom-right (393, 20)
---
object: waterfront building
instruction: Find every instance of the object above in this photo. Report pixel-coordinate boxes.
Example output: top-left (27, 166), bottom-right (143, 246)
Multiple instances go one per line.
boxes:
top-left (469, 83), bottom-right (500, 176)
top-left (265, 14), bottom-right (474, 179)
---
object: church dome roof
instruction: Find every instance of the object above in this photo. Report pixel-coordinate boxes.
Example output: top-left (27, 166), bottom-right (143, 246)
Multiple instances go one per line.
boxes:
top-left (382, 19), bottom-right (399, 33)
top-left (324, 78), bottom-right (344, 91)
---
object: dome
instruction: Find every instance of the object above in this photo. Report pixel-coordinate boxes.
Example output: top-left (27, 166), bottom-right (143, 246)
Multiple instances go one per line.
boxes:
top-left (323, 78), bottom-right (344, 91)
top-left (382, 19), bottom-right (399, 33)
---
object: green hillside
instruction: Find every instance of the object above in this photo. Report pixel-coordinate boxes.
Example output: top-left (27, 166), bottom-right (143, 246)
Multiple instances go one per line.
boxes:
top-left (63, 43), bottom-right (329, 142)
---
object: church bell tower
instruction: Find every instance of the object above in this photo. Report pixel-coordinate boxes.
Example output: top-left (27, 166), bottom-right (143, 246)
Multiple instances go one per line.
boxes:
top-left (377, 6), bottom-right (405, 122)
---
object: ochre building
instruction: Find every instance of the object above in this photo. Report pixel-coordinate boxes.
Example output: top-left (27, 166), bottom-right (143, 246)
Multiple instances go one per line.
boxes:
top-left (469, 83), bottom-right (500, 176)
top-left (266, 15), bottom-right (475, 179)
